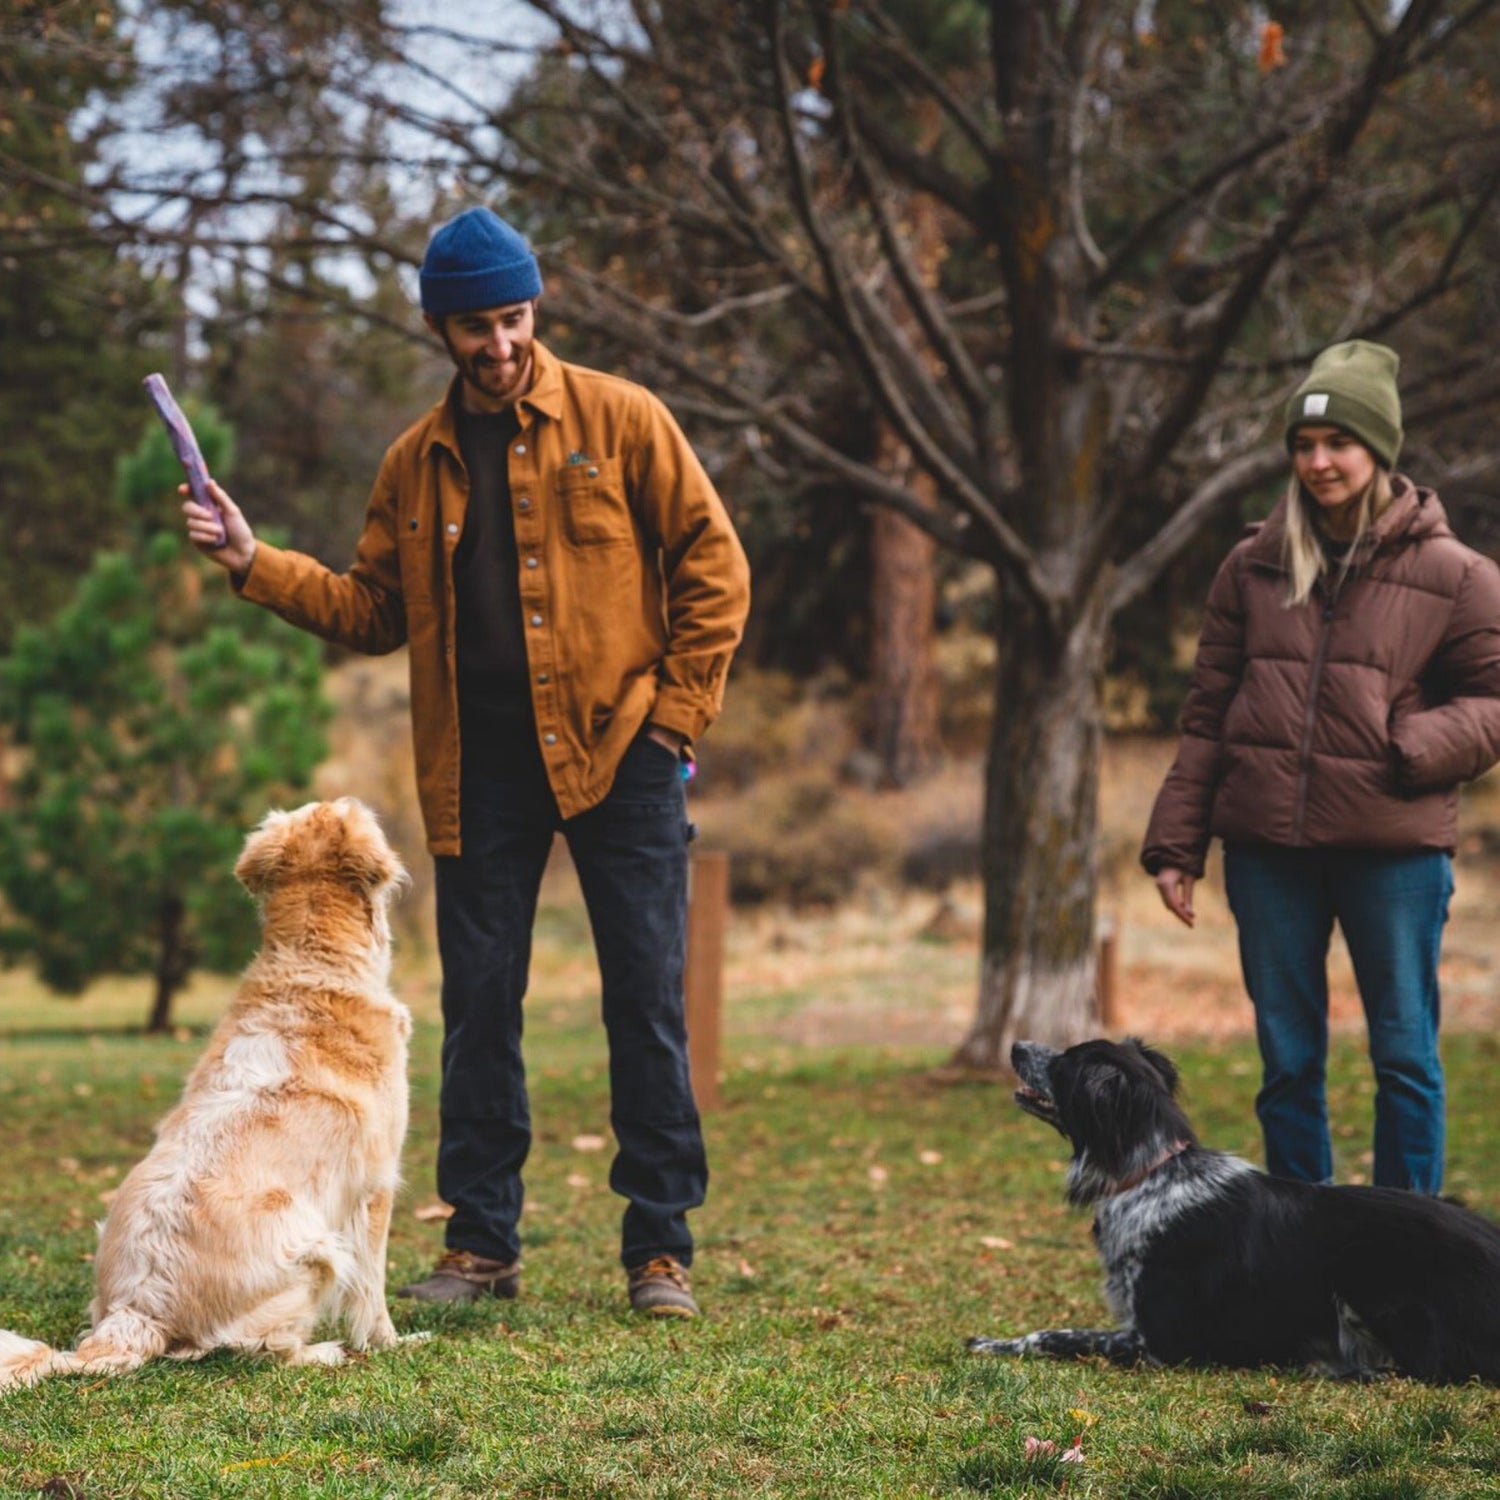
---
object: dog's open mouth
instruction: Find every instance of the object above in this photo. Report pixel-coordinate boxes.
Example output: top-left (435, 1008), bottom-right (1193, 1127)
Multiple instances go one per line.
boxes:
top-left (1014, 1083), bottom-right (1062, 1129)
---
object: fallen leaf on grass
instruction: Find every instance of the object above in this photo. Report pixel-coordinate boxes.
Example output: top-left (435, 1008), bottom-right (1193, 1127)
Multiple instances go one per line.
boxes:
top-left (979, 1235), bottom-right (1014, 1251)
top-left (571, 1133), bottom-right (607, 1152)
top-left (565, 1173), bottom-right (590, 1189)
top-left (918, 1149), bottom-right (943, 1165)
top-left (220, 1453), bottom-right (304, 1473)
top-left (414, 1201), bottom-right (455, 1222)
top-left (1024, 1434), bottom-right (1085, 1466)
top-left (736, 1257), bottom-right (757, 1279)
top-left (1242, 1399), bottom-right (1276, 1417)
top-left (867, 1165), bottom-right (889, 1187)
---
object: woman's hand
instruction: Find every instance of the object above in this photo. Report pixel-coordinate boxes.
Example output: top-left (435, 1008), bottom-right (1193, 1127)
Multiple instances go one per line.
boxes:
top-left (1154, 867), bottom-right (1197, 928)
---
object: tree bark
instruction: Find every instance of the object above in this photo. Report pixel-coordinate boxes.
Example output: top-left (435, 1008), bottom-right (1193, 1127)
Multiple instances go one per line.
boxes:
top-left (147, 895), bottom-right (188, 1034)
top-left (868, 436), bottom-right (941, 787)
top-left (951, 585), bottom-right (1109, 1069)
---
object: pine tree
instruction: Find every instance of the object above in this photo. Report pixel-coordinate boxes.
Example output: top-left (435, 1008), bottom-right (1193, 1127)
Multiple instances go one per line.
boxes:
top-left (0, 2), bottom-right (163, 647)
top-left (0, 409), bottom-right (332, 1032)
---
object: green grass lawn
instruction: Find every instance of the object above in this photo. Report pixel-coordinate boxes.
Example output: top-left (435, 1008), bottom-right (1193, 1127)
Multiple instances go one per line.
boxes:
top-left (2, 963), bottom-right (1500, 1498)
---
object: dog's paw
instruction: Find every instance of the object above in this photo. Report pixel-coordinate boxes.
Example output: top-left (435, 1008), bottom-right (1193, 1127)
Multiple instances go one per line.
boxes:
top-left (967, 1336), bottom-right (1022, 1357)
top-left (355, 1318), bottom-right (401, 1351)
top-left (1310, 1360), bottom-right (1393, 1384)
top-left (292, 1340), bottom-right (348, 1367)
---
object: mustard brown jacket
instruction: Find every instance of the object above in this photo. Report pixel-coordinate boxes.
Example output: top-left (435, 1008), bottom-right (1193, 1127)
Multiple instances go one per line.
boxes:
top-left (238, 340), bottom-right (751, 854)
top-left (1142, 477), bottom-right (1500, 877)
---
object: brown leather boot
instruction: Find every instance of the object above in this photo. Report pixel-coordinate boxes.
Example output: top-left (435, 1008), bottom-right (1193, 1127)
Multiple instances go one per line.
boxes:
top-left (396, 1249), bottom-right (521, 1303)
top-left (626, 1256), bottom-right (699, 1318)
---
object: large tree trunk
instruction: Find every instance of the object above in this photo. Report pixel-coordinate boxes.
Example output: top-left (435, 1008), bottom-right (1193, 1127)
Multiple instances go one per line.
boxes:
top-left (868, 439), bottom-right (940, 787)
top-left (951, 588), bottom-right (1109, 1069)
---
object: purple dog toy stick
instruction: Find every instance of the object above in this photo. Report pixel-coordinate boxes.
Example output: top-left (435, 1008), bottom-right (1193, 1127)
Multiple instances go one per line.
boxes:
top-left (143, 373), bottom-right (225, 548)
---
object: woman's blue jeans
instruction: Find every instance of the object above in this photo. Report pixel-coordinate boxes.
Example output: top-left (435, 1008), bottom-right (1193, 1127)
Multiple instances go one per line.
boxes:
top-left (1223, 843), bottom-right (1452, 1193)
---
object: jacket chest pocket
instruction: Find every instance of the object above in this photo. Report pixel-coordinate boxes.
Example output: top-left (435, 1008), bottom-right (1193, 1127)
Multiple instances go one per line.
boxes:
top-left (397, 510), bottom-right (436, 599)
top-left (556, 457), bottom-right (633, 547)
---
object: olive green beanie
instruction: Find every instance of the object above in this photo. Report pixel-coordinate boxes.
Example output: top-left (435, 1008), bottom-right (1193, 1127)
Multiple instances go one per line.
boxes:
top-left (1283, 339), bottom-right (1403, 469)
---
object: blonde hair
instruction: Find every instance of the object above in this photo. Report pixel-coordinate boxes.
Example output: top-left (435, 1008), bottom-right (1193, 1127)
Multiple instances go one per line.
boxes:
top-left (1281, 466), bottom-right (1394, 607)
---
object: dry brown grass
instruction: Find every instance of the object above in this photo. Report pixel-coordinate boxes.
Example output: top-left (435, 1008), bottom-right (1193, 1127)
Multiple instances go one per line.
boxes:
top-left (296, 653), bottom-right (1500, 1052)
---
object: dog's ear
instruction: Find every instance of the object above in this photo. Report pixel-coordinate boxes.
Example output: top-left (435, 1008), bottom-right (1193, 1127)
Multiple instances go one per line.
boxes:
top-left (1055, 1060), bottom-right (1136, 1175)
top-left (330, 799), bottom-right (407, 895)
top-left (1125, 1037), bottom-right (1179, 1096)
top-left (235, 810), bottom-right (293, 896)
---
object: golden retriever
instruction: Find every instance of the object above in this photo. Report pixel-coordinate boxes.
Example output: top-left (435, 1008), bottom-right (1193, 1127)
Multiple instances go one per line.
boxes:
top-left (0, 798), bottom-right (411, 1388)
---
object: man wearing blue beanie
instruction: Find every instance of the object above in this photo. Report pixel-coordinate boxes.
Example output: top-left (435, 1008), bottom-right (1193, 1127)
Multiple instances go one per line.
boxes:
top-left (182, 204), bottom-right (751, 1319)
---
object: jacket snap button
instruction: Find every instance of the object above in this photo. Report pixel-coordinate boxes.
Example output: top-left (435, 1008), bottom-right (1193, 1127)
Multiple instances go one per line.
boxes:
top-left (530, 614), bottom-right (543, 627)
top-left (526, 557), bottom-right (539, 569)
top-left (543, 732), bottom-right (557, 745)
top-left (587, 465), bottom-right (599, 478)
top-left (446, 522), bottom-right (458, 535)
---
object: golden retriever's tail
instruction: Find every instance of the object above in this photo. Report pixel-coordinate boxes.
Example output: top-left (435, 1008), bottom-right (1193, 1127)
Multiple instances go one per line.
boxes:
top-left (0, 1308), bottom-right (168, 1390)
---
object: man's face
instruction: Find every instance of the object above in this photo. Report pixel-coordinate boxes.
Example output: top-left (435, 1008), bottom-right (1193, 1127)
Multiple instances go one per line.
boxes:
top-left (427, 301), bottom-right (537, 411)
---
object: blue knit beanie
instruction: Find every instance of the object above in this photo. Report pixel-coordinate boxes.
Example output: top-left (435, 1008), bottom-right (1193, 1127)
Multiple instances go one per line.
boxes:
top-left (420, 206), bottom-right (543, 316)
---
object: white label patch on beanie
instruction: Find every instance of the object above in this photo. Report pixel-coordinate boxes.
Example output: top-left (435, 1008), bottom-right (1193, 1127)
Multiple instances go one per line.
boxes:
top-left (1302, 393), bottom-right (1330, 416)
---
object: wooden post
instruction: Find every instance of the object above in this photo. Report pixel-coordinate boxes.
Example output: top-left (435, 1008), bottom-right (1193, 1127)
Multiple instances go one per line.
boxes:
top-left (1098, 912), bottom-right (1120, 1030)
top-left (685, 850), bottom-right (729, 1111)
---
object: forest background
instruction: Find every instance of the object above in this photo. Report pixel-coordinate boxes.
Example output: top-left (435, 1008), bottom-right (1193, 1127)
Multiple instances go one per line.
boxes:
top-left (2, 0), bottom-right (1500, 1063)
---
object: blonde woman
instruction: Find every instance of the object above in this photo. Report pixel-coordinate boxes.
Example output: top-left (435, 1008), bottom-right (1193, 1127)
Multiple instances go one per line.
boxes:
top-left (1142, 341), bottom-right (1500, 1193)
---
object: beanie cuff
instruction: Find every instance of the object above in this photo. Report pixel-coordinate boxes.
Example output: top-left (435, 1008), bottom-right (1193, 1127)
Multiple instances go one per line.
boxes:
top-left (1284, 391), bottom-right (1402, 469)
top-left (421, 257), bottom-right (543, 317)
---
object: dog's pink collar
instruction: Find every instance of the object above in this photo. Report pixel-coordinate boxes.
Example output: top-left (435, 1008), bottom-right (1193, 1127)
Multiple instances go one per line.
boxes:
top-left (1110, 1138), bottom-right (1192, 1196)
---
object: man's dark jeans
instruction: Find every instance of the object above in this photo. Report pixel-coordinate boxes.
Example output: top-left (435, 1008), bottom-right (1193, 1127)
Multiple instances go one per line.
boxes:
top-left (1224, 842), bottom-right (1452, 1193)
top-left (434, 718), bottom-right (705, 1268)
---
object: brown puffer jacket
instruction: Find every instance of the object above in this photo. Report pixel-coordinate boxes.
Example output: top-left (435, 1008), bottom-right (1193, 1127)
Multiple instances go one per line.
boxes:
top-left (1142, 477), bottom-right (1500, 877)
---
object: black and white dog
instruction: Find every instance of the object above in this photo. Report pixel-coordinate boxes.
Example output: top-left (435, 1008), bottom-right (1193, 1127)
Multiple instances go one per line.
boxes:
top-left (969, 1038), bottom-right (1500, 1383)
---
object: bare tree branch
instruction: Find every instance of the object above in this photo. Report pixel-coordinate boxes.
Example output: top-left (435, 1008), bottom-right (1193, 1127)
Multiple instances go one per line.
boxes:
top-left (762, 0), bottom-right (1032, 579)
top-left (862, 0), bottom-right (996, 162)
top-left (818, 10), bottom-right (995, 433)
top-left (1110, 446), bottom-right (1288, 614)
top-left (1125, 0), bottom-right (1448, 490)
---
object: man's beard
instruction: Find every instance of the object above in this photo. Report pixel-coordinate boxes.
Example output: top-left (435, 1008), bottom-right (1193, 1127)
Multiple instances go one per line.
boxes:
top-left (465, 349), bottom-right (529, 403)
top-left (435, 325), bottom-right (533, 409)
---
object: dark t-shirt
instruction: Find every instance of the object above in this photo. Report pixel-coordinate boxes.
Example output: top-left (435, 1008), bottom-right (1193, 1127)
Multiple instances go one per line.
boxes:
top-left (452, 400), bottom-right (527, 710)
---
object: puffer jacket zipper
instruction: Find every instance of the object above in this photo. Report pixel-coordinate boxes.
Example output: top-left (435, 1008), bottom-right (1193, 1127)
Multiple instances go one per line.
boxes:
top-left (1291, 554), bottom-right (1363, 843)
top-left (1291, 594), bottom-right (1335, 844)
